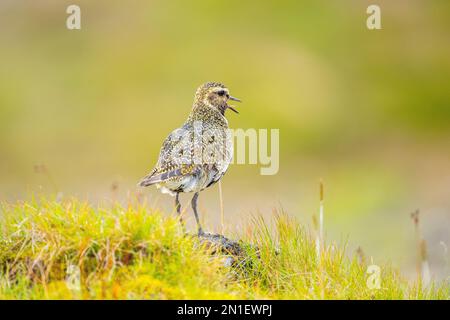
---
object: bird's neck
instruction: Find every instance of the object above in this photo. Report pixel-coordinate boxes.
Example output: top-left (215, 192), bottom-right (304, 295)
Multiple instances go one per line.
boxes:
top-left (188, 102), bottom-right (228, 127)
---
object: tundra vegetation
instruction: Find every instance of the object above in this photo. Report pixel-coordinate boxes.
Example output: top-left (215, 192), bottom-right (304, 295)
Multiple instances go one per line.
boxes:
top-left (0, 197), bottom-right (447, 299)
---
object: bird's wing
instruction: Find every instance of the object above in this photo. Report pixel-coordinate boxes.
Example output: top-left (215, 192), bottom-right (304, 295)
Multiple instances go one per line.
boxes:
top-left (138, 124), bottom-right (197, 187)
top-left (138, 164), bottom-right (197, 187)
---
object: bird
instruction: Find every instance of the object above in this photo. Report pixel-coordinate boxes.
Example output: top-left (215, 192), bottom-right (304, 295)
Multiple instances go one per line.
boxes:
top-left (138, 82), bottom-right (241, 235)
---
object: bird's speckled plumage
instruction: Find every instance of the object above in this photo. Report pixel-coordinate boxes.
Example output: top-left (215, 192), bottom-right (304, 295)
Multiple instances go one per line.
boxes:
top-left (138, 82), bottom-right (241, 234)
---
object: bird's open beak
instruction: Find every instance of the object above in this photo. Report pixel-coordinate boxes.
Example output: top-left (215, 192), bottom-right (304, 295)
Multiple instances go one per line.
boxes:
top-left (227, 96), bottom-right (241, 114)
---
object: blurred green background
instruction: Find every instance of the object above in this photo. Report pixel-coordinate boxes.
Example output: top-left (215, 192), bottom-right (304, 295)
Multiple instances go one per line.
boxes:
top-left (0, 1), bottom-right (449, 279)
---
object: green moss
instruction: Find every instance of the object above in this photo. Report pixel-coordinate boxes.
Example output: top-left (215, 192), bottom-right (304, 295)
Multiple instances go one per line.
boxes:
top-left (0, 198), bottom-right (447, 299)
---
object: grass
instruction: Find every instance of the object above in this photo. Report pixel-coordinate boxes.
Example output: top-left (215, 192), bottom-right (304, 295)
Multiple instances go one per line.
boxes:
top-left (0, 197), bottom-right (447, 299)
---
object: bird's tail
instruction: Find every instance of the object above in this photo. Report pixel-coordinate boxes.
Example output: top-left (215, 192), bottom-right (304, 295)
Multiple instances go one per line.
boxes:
top-left (137, 170), bottom-right (159, 187)
top-left (138, 177), bottom-right (154, 187)
top-left (138, 167), bottom-right (185, 187)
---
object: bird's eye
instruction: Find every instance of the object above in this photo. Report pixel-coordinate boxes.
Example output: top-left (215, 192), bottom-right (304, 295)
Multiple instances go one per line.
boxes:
top-left (217, 90), bottom-right (225, 96)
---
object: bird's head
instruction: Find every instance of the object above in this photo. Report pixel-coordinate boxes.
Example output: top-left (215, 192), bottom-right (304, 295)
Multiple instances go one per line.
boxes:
top-left (194, 82), bottom-right (241, 114)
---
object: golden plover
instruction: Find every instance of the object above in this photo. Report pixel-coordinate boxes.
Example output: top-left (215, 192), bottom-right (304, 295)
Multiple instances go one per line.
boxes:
top-left (138, 82), bottom-right (241, 235)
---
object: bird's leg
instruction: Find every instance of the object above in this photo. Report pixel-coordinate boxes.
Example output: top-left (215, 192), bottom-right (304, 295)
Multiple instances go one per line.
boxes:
top-left (191, 192), bottom-right (203, 236)
top-left (175, 192), bottom-right (185, 231)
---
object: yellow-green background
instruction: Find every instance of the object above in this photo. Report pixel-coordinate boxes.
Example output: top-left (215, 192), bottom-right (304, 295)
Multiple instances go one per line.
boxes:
top-left (0, 1), bottom-right (449, 280)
